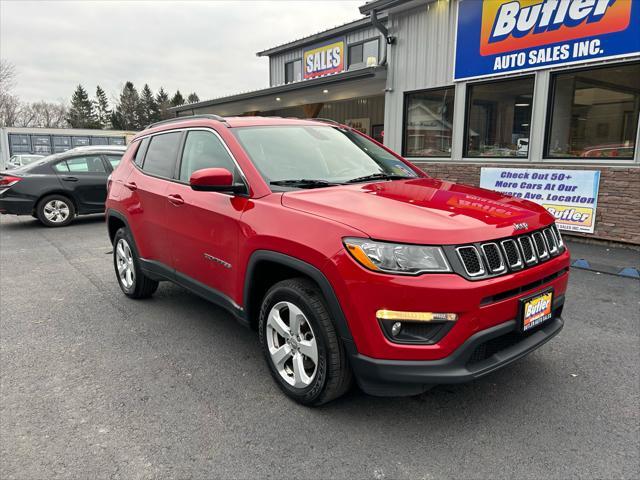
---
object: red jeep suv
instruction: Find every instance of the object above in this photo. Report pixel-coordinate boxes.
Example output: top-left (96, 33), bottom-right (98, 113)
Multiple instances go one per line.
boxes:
top-left (106, 115), bottom-right (569, 405)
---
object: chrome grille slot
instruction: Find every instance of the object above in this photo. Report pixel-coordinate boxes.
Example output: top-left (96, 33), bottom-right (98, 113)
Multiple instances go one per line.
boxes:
top-left (543, 228), bottom-right (558, 255)
top-left (501, 239), bottom-right (523, 269)
top-left (456, 246), bottom-right (485, 277)
top-left (552, 223), bottom-right (564, 249)
top-left (481, 243), bottom-right (506, 273)
top-left (518, 236), bottom-right (537, 265)
top-left (532, 232), bottom-right (549, 260)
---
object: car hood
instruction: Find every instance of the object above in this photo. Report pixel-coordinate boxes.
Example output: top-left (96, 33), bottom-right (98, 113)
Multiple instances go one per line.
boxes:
top-left (280, 178), bottom-right (555, 244)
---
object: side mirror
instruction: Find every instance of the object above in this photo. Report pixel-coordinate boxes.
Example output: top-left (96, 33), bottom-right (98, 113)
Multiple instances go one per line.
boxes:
top-left (189, 168), bottom-right (246, 193)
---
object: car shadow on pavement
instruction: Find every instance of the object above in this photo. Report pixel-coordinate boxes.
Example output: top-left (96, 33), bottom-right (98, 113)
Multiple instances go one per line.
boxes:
top-left (0, 214), bottom-right (105, 230)
top-left (150, 281), bottom-right (556, 422)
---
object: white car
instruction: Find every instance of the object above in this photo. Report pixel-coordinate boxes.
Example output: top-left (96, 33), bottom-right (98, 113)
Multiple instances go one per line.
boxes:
top-left (7, 154), bottom-right (45, 169)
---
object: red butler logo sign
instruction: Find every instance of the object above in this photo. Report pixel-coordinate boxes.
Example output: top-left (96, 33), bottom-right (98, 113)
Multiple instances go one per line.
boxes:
top-left (454, 0), bottom-right (640, 81)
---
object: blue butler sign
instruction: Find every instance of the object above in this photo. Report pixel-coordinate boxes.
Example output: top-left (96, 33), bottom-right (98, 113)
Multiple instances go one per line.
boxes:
top-left (454, 0), bottom-right (640, 81)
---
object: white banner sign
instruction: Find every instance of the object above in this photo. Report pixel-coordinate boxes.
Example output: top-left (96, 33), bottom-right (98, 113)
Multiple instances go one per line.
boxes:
top-left (480, 168), bottom-right (601, 234)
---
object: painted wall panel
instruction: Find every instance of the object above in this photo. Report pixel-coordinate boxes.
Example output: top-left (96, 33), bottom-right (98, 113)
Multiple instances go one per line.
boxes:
top-left (383, 1), bottom-right (457, 152)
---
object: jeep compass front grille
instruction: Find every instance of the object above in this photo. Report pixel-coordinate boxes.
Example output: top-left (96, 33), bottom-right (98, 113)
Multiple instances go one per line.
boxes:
top-left (454, 227), bottom-right (565, 280)
top-left (500, 239), bottom-right (522, 269)
top-left (456, 246), bottom-right (485, 277)
top-left (532, 231), bottom-right (549, 260)
top-left (543, 228), bottom-right (558, 255)
top-left (481, 243), bottom-right (505, 273)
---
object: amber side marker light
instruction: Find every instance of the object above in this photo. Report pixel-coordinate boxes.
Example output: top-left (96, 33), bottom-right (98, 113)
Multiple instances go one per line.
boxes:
top-left (376, 310), bottom-right (458, 322)
top-left (345, 244), bottom-right (380, 271)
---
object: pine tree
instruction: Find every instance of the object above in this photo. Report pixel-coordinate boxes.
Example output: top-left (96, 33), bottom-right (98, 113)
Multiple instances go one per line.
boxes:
top-left (94, 85), bottom-right (111, 129)
top-left (139, 84), bottom-right (158, 126)
top-left (187, 92), bottom-right (200, 104)
top-left (67, 84), bottom-right (98, 128)
top-left (171, 90), bottom-right (185, 107)
top-left (111, 82), bottom-right (141, 130)
top-left (155, 87), bottom-right (171, 120)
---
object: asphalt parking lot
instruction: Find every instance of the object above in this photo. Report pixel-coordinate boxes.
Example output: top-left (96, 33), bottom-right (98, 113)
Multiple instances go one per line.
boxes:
top-left (1, 214), bottom-right (638, 479)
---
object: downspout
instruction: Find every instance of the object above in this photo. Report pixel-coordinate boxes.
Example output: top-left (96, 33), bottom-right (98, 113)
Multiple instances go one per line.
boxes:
top-left (370, 9), bottom-right (394, 66)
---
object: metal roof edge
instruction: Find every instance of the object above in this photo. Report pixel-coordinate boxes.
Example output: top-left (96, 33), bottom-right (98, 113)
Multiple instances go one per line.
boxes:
top-left (256, 15), bottom-right (387, 57)
top-left (359, 0), bottom-right (432, 15)
top-left (170, 67), bottom-right (386, 112)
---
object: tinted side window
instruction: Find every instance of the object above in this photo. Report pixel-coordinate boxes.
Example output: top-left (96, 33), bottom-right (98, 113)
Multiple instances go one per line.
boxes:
top-left (179, 131), bottom-right (237, 182)
top-left (134, 138), bottom-right (150, 167)
top-left (142, 132), bottom-right (181, 178)
top-left (54, 155), bottom-right (106, 173)
top-left (53, 161), bottom-right (69, 172)
top-left (106, 154), bottom-right (123, 169)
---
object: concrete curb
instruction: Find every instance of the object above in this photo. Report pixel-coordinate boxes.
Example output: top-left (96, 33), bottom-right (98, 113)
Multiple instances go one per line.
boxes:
top-left (570, 259), bottom-right (640, 279)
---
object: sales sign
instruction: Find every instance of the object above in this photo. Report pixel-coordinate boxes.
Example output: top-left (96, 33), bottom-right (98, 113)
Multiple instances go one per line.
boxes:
top-left (480, 168), bottom-right (601, 233)
top-left (454, 0), bottom-right (640, 81)
top-left (303, 38), bottom-right (345, 80)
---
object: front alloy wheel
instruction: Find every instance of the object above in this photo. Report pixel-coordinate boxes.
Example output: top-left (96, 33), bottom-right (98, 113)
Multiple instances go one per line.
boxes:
top-left (266, 301), bottom-right (319, 388)
top-left (259, 278), bottom-right (352, 406)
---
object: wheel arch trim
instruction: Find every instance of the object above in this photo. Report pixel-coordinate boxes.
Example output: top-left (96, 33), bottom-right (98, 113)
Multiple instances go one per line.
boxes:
top-left (106, 209), bottom-right (130, 244)
top-left (244, 250), bottom-right (356, 350)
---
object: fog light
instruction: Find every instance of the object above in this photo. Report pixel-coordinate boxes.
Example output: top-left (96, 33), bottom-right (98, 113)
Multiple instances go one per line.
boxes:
top-left (376, 310), bottom-right (458, 322)
top-left (391, 322), bottom-right (402, 336)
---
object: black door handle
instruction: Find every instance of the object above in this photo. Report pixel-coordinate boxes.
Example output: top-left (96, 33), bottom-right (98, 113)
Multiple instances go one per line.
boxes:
top-left (62, 176), bottom-right (78, 182)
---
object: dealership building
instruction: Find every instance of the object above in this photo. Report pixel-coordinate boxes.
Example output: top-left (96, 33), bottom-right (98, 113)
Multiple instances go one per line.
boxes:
top-left (173, 0), bottom-right (640, 245)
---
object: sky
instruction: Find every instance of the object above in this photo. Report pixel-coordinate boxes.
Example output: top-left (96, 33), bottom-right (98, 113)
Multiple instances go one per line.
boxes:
top-left (0, 0), bottom-right (364, 104)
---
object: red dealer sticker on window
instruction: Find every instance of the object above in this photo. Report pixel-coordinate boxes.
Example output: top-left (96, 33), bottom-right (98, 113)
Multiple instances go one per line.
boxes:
top-left (480, 0), bottom-right (632, 56)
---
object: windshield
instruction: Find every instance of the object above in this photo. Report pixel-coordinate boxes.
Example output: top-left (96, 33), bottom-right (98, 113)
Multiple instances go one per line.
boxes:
top-left (234, 126), bottom-right (418, 188)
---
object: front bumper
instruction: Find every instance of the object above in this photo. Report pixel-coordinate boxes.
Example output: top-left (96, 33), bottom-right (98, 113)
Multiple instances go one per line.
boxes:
top-left (326, 247), bottom-right (570, 361)
top-left (349, 304), bottom-right (564, 396)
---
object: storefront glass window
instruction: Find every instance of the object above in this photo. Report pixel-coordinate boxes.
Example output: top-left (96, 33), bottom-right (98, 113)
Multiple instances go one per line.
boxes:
top-left (285, 60), bottom-right (302, 84)
top-left (404, 87), bottom-right (455, 157)
top-left (348, 39), bottom-right (378, 69)
top-left (546, 62), bottom-right (639, 159)
top-left (465, 77), bottom-right (534, 158)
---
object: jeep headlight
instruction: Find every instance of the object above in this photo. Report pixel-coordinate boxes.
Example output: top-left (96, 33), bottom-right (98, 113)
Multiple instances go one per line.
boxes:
top-left (344, 238), bottom-right (451, 274)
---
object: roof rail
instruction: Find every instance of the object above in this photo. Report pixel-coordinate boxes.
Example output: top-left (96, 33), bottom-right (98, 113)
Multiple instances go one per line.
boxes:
top-left (146, 114), bottom-right (227, 129)
top-left (312, 118), bottom-right (347, 127)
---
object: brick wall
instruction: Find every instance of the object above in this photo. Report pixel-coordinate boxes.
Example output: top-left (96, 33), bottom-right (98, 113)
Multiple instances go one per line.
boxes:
top-left (415, 162), bottom-right (640, 245)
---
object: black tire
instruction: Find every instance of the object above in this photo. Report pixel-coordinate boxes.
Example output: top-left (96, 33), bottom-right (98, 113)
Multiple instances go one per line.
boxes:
top-left (36, 194), bottom-right (75, 227)
top-left (113, 227), bottom-right (158, 299)
top-left (259, 278), bottom-right (352, 406)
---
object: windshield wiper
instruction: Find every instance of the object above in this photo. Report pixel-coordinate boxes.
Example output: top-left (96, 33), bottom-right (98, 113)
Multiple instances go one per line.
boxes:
top-left (270, 179), bottom-right (340, 188)
top-left (345, 173), bottom-right (414, 184)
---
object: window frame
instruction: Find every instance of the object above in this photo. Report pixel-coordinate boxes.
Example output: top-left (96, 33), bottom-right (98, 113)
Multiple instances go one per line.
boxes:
top-left (131, 127), bottom-right (250, 195)
top-left (103, 153), bottom-right (124, 171)
top-left (138, 130), bottom-right (186, 180)
top-left (543, 60), bottom-right (640, 161)
top-left (347, 37), bottom-right (380, 70)
top-left (284, 59), bottom-right (302, 84)
top-left (463, 74), bottom-right (536, 160)
top-left (52, 154), bottom-right (109, 174)
top-left (176, 129), bottom-right (241, 184)
top-left (402, 85), bottom-right (456, 158)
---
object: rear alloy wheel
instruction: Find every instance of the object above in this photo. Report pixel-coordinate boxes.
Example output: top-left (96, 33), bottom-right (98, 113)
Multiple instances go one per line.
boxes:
top-left (36, 195), bottom-right (75, 227)
top-left (112, 227), bottom-right (158, 299)
top-left (259, 278), bottom-right (352, 406)
top-left (115, 238), bottom-right (136, 290)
